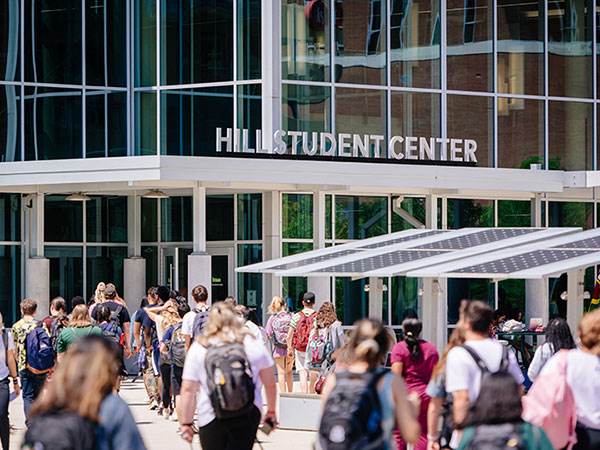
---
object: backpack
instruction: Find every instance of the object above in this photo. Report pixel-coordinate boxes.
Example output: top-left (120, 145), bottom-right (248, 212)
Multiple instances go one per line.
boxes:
top-left (522, 350), bottom-right (577, 450)
top-left (463, 423), bottom-right (527, 450)
top-left (168, 322), bottom-right (186, 368)
top-left (101, 322), bottom-right (121, 344)
top-left (191, 308), bottom-right (210, 341)
top-left (205, 342), bottom-right (255, 419)
top-left (318, 368), bottom-right (388, 450)
top-left (307, 327), bottom-right (333, 370)
top-left (49, 316), bottom-right (68, 353)
top-left (109, 305), bottom-right (124, 328)
top-left (271, 311), bottom-right (292, 349)
top-left (26, 322), bottom-right (55, 374)
top-left (23, 410), bottom-right (96, 450)
top-left (293, 311), bottom-right (316, 352)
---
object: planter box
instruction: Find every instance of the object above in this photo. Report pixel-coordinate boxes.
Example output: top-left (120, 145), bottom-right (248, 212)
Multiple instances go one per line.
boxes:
top-left (278, 392), bottom-right (322, 431)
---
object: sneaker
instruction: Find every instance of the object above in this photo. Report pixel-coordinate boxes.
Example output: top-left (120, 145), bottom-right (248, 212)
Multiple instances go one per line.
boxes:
top-left (157, 407), bottom-right (164, 416)
top-left (164, 410), bottom-right (170, 421)
top-left (149, 400), bottom-right (159, 410)
top-left (170, 411), bottom-right (178, 422)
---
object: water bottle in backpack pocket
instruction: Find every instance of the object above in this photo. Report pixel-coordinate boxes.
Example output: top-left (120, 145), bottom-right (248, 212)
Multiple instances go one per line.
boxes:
top-left (26, 322), bottom-right (55, 374)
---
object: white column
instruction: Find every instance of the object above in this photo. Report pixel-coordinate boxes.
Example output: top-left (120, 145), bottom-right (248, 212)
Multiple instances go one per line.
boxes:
top-left (308, 191), bottom-right (330, 308)
top-left (124, 258), bottom-right (146, 308)
top-left (421, 277), bottom-right (447, 351)
top-left (368, 277), bottom-right (383, 320)
top-left (188, 185), bottom-right (211, 305)
top-left (263, 191), bottom-right (282, 323)
top-left (192, 184), bottom-right (206, 253)
top-left (127, 195), bottom-right (142, 257)
top-left (525, 278), bottom-right (549, 325)
top-left (425, 194), bottom-right (438, 229)
top-left (261, 0), bottom-right (281, 153)
top-left (531, 193), bottom-right (542, 227)
top-left (27, 193), bottom-right (49, 318)
top-left (566, 269), bottom-right (584, 334)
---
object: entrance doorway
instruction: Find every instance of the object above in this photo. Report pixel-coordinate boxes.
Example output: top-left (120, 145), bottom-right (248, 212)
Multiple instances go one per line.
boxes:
top-left (161, 247), bottom-right (192, 298)
top-left (207, 246), bottom-right (234, 303)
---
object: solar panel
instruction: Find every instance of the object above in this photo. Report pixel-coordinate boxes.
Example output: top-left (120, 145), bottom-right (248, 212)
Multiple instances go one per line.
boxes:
top-left (359, 230), bottom-right (446, 249)
top-left (454, 249), bottom-right (594, 274)
top-left (269, 249), bottom-right (363, 271)
top-left (314, 250), bottom-right (445, 273)
top-left (414, 228), bottom-right (539, 250)
top-left (554, 236), bottom-right (600, 250)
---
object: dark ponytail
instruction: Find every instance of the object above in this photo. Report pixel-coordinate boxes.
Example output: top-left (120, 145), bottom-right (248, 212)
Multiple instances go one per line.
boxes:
top-left (402, 317), bottom-right (423, 362)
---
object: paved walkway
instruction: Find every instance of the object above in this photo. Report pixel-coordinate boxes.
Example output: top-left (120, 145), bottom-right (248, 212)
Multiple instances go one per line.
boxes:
top-left (8, 379), bottom-right (317, 449)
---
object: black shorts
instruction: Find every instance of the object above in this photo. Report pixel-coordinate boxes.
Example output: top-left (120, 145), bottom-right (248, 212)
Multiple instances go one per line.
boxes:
top-left (170, 365), bottom-right (183, 396)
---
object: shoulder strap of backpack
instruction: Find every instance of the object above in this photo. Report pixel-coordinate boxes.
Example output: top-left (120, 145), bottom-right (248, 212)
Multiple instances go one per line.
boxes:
top-left (460, 344), bottom-right (490, 373)
top-left (499, 346), bottom-right (510, 371)
top-left (114, 305), bottom-right (123, 318)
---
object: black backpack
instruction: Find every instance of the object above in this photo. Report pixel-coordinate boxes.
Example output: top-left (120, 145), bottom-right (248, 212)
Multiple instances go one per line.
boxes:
top-left (101, 322), bottom-right (120, 344)
top-left (49, 316), bottom-right (68, 353)
top-left (191, 308), bottom-right (210, 341)
top-left (205, 342), bottom-right (255, 419)
top-left (318, 368), bottom-right (388, 450)
top-left (463, 423), bottom-right (527, 450)
top-left (23, 410), bottom-right (96, 450)
top-left (109, 305), bottom-right (124, 328)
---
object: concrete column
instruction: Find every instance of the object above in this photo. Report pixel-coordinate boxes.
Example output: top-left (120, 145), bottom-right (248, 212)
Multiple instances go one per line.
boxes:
top-left (525, 278), bottom-right (549, 325)
top-left (367, 277), bottom-right (383, 320)
top-left (124, 257), bottom-right (146, 307)
top-left (30, 193), bottom-right (44, 258)
top-left (531, 193), bottom-right (542, 227)
top-left (189, 184), bottom-right (211, 306)
top-left (566, 269), bottom-right (584, 335)
top-left (425, 194), bottom-right (438, 230)
top-left (188, 253), bottom-right (212, 305)
top-left (263, 191), bottom-right (281, 323)
top-left (308, 191), bottom-right (330, 308)
top-left (26, 257), bottom-right (49, 319)
top-left (421, 277), bottom-right (447, 352)
top-left (192, 184), bottom-right (207, 254)
top-left (127, 195), bottom-right (142, 257)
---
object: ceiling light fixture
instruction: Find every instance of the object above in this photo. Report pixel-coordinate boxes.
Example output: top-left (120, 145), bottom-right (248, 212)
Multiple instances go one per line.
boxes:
top-left (142, 189), bottom-right (169, 199)
top-left (65, 192), bottom-right (90, 201)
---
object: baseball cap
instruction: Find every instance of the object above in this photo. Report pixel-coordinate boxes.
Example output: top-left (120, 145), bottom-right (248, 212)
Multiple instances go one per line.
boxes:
top-left (303, 292), bottom-right (316, 304)
top-left (104, 285), bottom-right (116, 299)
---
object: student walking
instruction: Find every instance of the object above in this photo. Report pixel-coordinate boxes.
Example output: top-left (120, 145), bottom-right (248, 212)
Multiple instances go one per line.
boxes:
top-left (527, 317), bottom-right (576, 381)
top-left (286, 292), bottom-right (318, 393)
top-left (306, 302), bottom-right (345, 386)
top-left (391, 317), bottom-right (439, 450)
top-left (265, 296), bottom-right (294, 392)
top-left (23, 335), bottom-right (146, 450)
top-left (47, 297), bottom-right (69, 354)
top-left (181, 285), bottom-right (210, 354)
top-left (56, 305), bottom-right (102, 362)
top-left (178, 303), bottom-right (277, 450)
top-left (136, 287), bottom-right (161, 410)
top-left (0, 312), bottom-right (19, 450)
top-left (91, 285), bottom-right (132, 358)
top-left (317, 318), bottom-right (421, 449)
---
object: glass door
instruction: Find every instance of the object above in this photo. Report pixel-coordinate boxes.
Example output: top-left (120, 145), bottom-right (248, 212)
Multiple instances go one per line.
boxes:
top-left (206, 246), bottom-right (235, 303)
top-left (161, 247), bottom-right (192, 298)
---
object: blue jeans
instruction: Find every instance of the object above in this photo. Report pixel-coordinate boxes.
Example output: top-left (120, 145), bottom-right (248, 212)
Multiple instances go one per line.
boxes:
top-left (0, 378), bottom-right (9, 449)
top-left (20, 369), bottom-right (46, 427)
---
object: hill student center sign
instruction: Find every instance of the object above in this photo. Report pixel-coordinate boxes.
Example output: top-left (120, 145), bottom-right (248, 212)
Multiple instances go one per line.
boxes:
top-left (216, 128), bottom-right (478, 163)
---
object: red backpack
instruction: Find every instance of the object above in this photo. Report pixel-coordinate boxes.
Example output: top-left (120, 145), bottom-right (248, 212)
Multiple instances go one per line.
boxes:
top-left (293, 311), bottom-right (317, 352)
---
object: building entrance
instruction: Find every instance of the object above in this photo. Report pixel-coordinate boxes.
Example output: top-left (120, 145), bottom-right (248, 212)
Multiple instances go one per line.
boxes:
top-left (206, 246), bottom-right (234, 303)
top-left (161, 247), bottom-right (192, 298)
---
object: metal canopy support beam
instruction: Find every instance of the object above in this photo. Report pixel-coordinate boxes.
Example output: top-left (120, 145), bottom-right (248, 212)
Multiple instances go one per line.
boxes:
top-left (566, 269), bottom-right (584, 334)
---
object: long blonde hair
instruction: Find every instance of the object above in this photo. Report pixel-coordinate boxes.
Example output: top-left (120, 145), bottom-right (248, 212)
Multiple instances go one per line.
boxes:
top-left (94, 282), bottom-right (106, 303)
top-left (69, 304), bottom-right (93, 328)
top-left (267, 296), bottom-right (286, 314)
top-left (197, 303), bottom-right (248, 347)
top-left (161, 300), bottom-right (181, 330)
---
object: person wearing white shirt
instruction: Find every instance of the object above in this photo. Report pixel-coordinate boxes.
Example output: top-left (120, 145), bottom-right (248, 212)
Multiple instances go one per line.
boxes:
top-left (527, 317), bottom-right (576, 382)
top-left (181, 285), bottom-right (209, 354)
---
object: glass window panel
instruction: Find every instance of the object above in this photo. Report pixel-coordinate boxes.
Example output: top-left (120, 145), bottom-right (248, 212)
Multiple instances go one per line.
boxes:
top-left (86, 91), bottom-right (127, 158)
top-left (142, 245), bottom-right (159, 288)
top-left (447, 0), bottom-right (493, 91)
top-left (25, 0), bottom-right (82, 84)
top-left (282, 0), bottom-right (330, 82)
top-left (336, 88), bottom-right (386, 158)
top-left (282, 242), bottom-right (313, 256)
top-left (282, 84), bottom-right (331, 155)
top-left (238, 244), bottom-right (263, 320)
top-left (46, 246), bottom-right (83, 303)
top-left (45, 195), bottom-right (83, 242)
top-left (162, 87), bottom-right (233, 156)
top-left (238, 193), bottom-right (262, 241)
top-left (161, 196), bottom-right (192, 242)
top-left (25, 88), bottom-right (82, 161)
top-left (497, 0), bottom-right (543, 95)
top-left (141, 198), bottom-right (158, 242)
top-left (86, 246), bottom-right (127, 300)
top-left (282, 193), bottom-right (313, 239)
top-left (135, 0), bottom-right (156, 87)
top-left (0, 85), bottom-right (21, 162)
top-left (391, 276), bottom-right (419, 324)
top-left (497, 200), bottom-right (531, 227)
top-left (161, 0), bottom-right (233, 85)
top-left (548, 202), bottom-right (594, 229)
top-left (335, 277), bottom-right (368, 325)
top-left (0, 245), bottom-right (20, 325)
top-left (0, 0), bottom-right (19, 81)
top-left (447, 94), bottom-right (492, 167)
top-left (335, 196), bottom-right (388, 240)
top-left (237, 84), bottom-right (261, 150)
top-left (548, 101), bottom-right (593, 171)
top-left (335, 0), bottom-right (386, 85)
top-left (448, 279), bottom-right (493, 324)
top-left (498, 279), bottom-right (525, 314)
top-left (391, 197), bottom-right (426, 231)
top-left (325, 194), bottom-right (332, 240)
top-left (447, 199), bottom-right (494, 228)
top-left (135, 92), bottom-right (157, 155)
top-left (238, 0), bottom-right (261, 80)
top-left (390, 0), bottom-right (440, 88)
top-left (282, 242), bottom-right (312, 313)
top-left (206, 195), bottom-right (234, 241)
top-left (548, 0), bottom-right (593, 98)
top-left (390, 92), bottom-right (440, 161)
top-left (86, 0), bottom-right (127, 87)
top-left (0, 194), bottom-right (20, 241)
top-left (498, 98), bottom-right (544, 169)
top-left (86, 196), bottom-right (127, 243)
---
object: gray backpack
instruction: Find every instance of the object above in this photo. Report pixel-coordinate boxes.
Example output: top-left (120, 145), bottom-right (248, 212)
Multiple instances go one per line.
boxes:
top-left (168, 322), bottom-right (186, 368)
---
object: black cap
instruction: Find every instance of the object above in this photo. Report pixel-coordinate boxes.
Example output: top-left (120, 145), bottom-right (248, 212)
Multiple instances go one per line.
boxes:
top-left (303, 292), bottom-right (316, 304)
top-left (156, 285), bottom-right (170, 302)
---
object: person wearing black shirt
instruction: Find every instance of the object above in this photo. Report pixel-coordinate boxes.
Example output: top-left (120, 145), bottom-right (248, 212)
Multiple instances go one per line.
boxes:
top-left (91, 285), bottom-right (132, 357)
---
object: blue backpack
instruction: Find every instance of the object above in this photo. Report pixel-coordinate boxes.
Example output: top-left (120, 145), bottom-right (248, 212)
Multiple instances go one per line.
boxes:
top-left (26, 322), bottom-right (55, 374)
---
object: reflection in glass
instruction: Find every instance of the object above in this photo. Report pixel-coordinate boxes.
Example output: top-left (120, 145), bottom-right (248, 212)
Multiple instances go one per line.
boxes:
top-left (390, 0), bottom-right (440, 88)
top-left (0, 0), bottom-right (19, 81)
top-left (335, 196), bottom-right (388, 240)
top-left (282, 242), bottom-right (311, 313)
top-left (25, 0), bottom-right (82, 84)
top-left (391, 276), bottom-right (419, 324)
top-left (237, 84), bottom-right (261, 150)
top-left (46, 246), bottom-right (83, 303)
top-left (447, 199), bottom-right (494, 228)
top-left (135, 0), bottom-right (156, 86)
top-left (0, 194), bottom-right (20, 242)
top-left (548, 0), bottom-right (593, 98)
top-left (325, 195), bottom-right (332, 239)
top-left (548, 101), bottom-right (593, 170)
top-left (335, 0), bottom-right (386, 85)
top-left (207, 195), bottom-right (234, 241)
top-left (282, 242), bottom-right (313, 256)
top-left (0, 85), bottom-right (21, 162)
top-left (142, 246), bottom-right (159, 287)
top-left (0, 245), bottom-right (20, 325)
top-left (497, 0), bottom-right (543, 95)
top-left (549, 202), bottom-right (594, 229)
top-left (497, 98), bottom-right (543, 169)
top-left (497, 200), bottom-right (530, 227)
top-left (336, 277), bottom-right (368, 325)
top-left (162, 87), bottom-right (233, 156)
top-left (86, 0), bottom-right (127, 87)
top-left (45, 195), bottom-right (83, 242)
top-left (448, 279), bottom-right (492, 323)
top-left (141, 198), bottom-right (158, 242)
top-left (86, 196), bottom-right (127, 243)
top-left (282, 0), bottom-right (330, 81)
top-left (161, 196), bottom-right (192, 242)
top-left (391, 197), bottom-right (426, 231)
top-left (238, 0), bottom-right (261, 80)
top-left (25, 88), bottom-right (82, 161)
top-left (499, 279), bottom-right (525, 315)
top-left (238, 194), bottom-right (262, 241)
top-left (447, 94), bottom-right (492, 167)
top-left (390, 92), bottom-right (440, 156)
top-left (447, 0), bottom-right (493, 91)
top-left (86, 92), bottom-right (127, 158)
top-left (161, 0), bottom-right (233, 85)
top-left (86, 247), bottom-right (127, 299)
top-left (135, 92), bottom-right (156, 156)
top-left (237, 244), bottom-right (263, 320)
top-left (282, 194), bottom-right (313, 239)
top-left (336, 88), bottom-right (386, 158)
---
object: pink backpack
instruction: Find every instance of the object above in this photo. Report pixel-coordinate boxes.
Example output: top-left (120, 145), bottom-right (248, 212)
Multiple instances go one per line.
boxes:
top-left (522, 350), bottom-right (577, 450)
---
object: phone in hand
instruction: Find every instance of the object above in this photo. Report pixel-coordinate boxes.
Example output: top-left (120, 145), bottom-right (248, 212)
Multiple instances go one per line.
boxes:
top-left (261, 418), bottom-right (275, 435)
